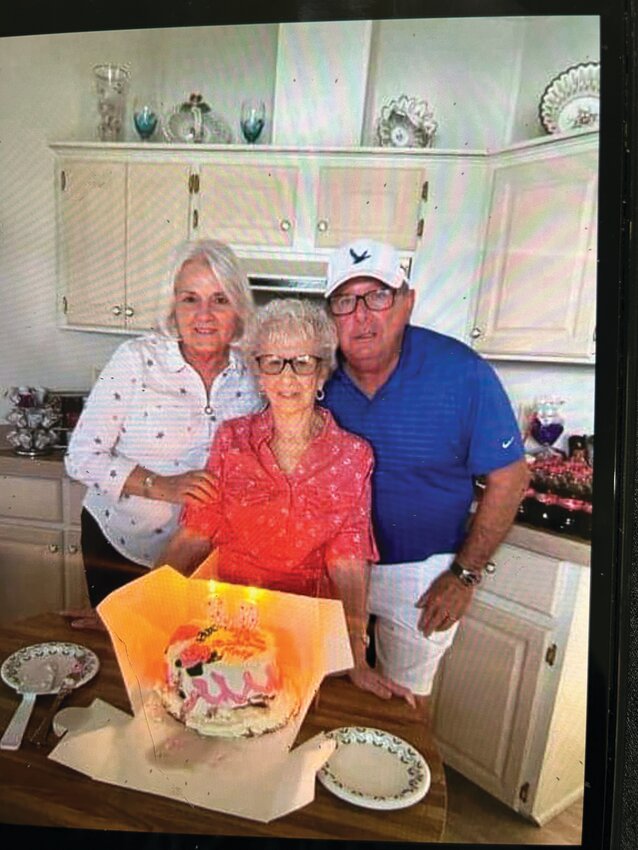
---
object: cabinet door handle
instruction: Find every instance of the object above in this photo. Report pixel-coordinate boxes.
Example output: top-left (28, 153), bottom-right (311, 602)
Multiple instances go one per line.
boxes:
top-left (316, 219), bottom-right (328, 233)
top-left (68, 544), bottom-right (79, 554)
top-left (485, 561), bottom-right (496, 575)
top-left (470, 326), bottom-right (482, 339)
top-left (125, 306), bottom-right (135, 318)
top-left (48, 544), bottom-right (59, 554)
top-left (111, 305), bottom-right (122, 317)
top-left (279, 219), bottom-right (292, 232)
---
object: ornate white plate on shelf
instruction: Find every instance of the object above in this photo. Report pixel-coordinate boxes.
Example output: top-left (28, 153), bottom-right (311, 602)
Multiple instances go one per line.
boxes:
top-left (317, 726), bottom-right (431, 810)
top-left (376, 95), bottom-right (437, 148)
top-left (539, 62), bottom-right (600, 134)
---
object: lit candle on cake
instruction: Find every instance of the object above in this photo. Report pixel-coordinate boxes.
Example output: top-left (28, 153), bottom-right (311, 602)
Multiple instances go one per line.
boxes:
top-left (238, 587), bottom-right (260, 631)
top-left (206, 582), bottom-right (229, 626)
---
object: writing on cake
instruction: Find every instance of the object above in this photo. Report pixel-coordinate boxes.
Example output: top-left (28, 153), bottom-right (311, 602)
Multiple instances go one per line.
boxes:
top-left (160, 621), bottom-right (299, 737)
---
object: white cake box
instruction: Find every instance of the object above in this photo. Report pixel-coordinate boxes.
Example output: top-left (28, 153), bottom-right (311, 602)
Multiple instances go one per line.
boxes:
top-left (48, 565), bottom-right (353, 822)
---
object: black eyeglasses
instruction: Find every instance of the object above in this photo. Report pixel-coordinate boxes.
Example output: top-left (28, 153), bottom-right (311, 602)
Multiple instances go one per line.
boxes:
top-left (328, 287), bottom-right (396, 316)
top-left (255, 354), bottom-right (323, 376)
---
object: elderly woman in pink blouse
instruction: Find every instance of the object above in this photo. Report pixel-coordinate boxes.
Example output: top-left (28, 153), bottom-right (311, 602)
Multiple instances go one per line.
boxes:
top-left (159, 299), bottom-right (414, 704)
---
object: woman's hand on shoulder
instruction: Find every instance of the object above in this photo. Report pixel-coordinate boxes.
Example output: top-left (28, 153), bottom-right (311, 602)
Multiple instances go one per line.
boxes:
top-left (348, 662), bottom-right (416, 708)
top-left (157, 471), bottom-right (219, 506)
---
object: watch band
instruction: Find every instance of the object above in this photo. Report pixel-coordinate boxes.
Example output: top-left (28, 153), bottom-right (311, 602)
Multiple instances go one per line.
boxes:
top-left (449, 560), bottom-right (482, 587)
top-left (142, 473), bottom-right (155, 496)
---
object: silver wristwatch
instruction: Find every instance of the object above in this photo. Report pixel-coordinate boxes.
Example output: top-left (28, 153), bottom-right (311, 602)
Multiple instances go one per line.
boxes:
top-left (449, 560), bottom-right (482, 587)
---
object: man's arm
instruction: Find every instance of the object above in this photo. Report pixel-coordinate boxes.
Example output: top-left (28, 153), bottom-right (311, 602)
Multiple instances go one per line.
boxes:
top-left (416, 458), bottom-right (530, 636)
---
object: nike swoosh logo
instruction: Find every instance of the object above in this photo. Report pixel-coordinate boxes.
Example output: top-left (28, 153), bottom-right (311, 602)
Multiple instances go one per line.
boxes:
top-left (502, 437), bottom-right (515, 449)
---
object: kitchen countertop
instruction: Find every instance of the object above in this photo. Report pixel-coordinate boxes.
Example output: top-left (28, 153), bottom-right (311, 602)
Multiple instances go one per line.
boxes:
top-left (0, 447), bottom-right (591, 567)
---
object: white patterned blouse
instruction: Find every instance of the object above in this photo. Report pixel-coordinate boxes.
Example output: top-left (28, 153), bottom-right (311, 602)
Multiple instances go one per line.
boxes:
top-left (64, 333), bottom-right (262, 567)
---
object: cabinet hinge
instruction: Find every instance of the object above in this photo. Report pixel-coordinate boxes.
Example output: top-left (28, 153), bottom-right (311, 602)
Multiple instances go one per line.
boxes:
top-left (61, 170), bottom-right (66, 192)
top-left (421, 180), bottom-right (429, 202)
top-left (189, 173), bottom-right (200, 194)
top-left (193, 209), bottom-right (199, 229)
top-left (62, 295), bottom-right (68, 315)
top-left (545, 643), bottom-right (558, 666)
top-left (519, 782), bottom-right (530, 803)
top-left (416, 218), bottom-right (424, 238)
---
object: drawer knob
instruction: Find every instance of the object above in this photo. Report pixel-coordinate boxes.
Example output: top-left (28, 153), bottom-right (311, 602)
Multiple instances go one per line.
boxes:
top-left (47, 544), bottom-right (59, 554)
top-left (485, 561), bottom-right (496, 575)
top-left (279, 219), bottom-right (292, 232)
top-left (317, 219), bottom-right (329, 233)
top-left (68, 544), bottom-right (79, 554)
top-left (111, 305), bottom-right (122, 317)
top-left (125, 306), bottom-right (135, 318)
top-left (470, 326), bottom-right (483, 339)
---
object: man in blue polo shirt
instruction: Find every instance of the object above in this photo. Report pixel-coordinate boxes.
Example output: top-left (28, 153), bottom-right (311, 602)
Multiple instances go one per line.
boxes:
top-left (323, 239), bottom-right (529, 711)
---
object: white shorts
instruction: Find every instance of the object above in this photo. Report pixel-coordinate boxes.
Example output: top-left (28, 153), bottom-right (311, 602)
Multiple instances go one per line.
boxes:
top-left (367, 553), bottom-right (460, 696)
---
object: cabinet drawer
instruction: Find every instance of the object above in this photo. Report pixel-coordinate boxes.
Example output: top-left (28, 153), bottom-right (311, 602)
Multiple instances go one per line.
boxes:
top-left (478, 544), bottom-right (563, 617)
top-left (0, 475), bottom-right (62, 522)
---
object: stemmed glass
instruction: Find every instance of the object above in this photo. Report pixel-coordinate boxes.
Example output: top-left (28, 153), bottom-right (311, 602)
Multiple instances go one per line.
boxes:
top-left (530, 398), bottom-right (565, 458)
top-left (133, 97), bottom-right (159, 141)
top-left (240, 99), bottom-right (266, 143)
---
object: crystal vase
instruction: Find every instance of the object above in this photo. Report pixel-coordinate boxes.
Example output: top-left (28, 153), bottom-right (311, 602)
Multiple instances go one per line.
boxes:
top-left (94, 64), bottom-right (130, 141)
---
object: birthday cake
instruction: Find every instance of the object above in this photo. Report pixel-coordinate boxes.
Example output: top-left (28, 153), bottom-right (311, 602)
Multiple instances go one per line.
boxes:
top-left (160, 621), bottom-right (299, 738)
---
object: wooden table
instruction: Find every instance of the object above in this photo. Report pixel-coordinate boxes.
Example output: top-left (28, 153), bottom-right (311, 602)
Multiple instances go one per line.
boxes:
top-left (0, 613), bottom-right (446, 841)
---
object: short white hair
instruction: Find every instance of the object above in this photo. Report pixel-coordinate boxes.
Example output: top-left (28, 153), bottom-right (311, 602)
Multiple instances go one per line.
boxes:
top-left (156, 238), bottom-right (255, 341)
top-left (241, 298), bottom-right (338, 376)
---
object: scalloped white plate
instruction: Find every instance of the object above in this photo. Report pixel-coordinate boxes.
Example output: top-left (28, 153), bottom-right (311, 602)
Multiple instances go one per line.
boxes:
top-left (317, 726), bottom-right (431, 810)
top-left (1, 642), bottom-right (99, 694)
top-left (539, 62), bottom-right (600, 134)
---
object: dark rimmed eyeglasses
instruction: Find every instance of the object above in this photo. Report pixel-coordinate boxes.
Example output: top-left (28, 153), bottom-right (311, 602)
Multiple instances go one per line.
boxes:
top-left (255, 354), bottom-right (323, 376)
top-left (328, 287), bottom-right (397, 316)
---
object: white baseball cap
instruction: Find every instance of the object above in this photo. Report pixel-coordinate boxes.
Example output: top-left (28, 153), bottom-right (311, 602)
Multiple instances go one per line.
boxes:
top-left (325, 239), bottom-right (408, 298)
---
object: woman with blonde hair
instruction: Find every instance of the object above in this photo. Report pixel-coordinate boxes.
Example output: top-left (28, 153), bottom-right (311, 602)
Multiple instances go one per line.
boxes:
top-left (64, 238), bottom-right (261, 617)
top-left (159, 298), bottom-right (415, 704)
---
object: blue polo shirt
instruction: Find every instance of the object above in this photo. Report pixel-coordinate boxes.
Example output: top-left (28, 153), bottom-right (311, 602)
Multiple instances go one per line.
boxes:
top-left (323, 325), bottom-right (524, 564)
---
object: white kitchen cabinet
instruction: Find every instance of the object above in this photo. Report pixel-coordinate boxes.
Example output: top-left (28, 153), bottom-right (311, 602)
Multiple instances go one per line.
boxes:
top-left (314, 163), bottom-right (426, 250)
top-left (0, 469), bottom-right (89, 624)
top-left (198, 162), bottom-right (300, 248)
top-left (126, 162), bottom-right (194, 330)
top-left (51, 143), bottom-right (429, 329)
top-left (56, 155), bottom-right (194, 331)
top-left (431, 542), bottom-right (590, 825)
top-left (57, 159), bottom-right (126, 328)
top-left (0, 522), bottom-right (65, 623)
top-left (470, 134), bottom-right (598, 362)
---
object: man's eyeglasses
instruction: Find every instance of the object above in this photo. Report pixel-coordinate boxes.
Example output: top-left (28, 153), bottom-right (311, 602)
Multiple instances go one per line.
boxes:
top-left (255, 354), bottom-right (323, 376)
top-left (328, 287), bottom-right (396, 316)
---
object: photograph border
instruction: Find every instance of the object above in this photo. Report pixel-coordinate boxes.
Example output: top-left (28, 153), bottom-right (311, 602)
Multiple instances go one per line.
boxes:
top-left (0, 2), bottom-right (635, 850)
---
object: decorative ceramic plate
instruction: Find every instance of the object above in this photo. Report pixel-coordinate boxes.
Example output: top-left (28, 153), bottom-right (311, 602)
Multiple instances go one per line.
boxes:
top-left (376, 95), bottom-right (437, 148)
top-left (164, 108), bottom-right (234, 144)
top-left (317, 726), bottom-right (431, 810)
top-left (539, 62), bottom-right (600, 134)
top-left (1, 642), bottom-right (99, 694)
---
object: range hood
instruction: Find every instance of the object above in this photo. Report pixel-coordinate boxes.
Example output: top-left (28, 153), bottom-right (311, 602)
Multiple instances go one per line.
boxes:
top-left (239, 256), bottom-right (328, 295)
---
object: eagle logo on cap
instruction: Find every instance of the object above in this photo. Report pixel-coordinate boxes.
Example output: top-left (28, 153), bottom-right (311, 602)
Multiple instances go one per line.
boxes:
top-left (350, 247), bottom-right (371, 265)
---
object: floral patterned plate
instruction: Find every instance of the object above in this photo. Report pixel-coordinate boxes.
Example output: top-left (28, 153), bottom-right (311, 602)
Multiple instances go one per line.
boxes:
top-left (1, 642), bottom-right (99, 694)
top-left (317, 726), bottom-right (431, 810)
top-left (539, 62), bottom-right (600, 134)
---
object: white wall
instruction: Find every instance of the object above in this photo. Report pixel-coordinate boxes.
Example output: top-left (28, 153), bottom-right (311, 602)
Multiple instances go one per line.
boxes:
top-left (0, 17), bottom-right (598, 433)
top-left (363, 16), bottom-right (599, 149)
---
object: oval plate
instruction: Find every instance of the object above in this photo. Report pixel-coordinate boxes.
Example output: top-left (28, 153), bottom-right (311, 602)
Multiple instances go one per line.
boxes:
top-left (1, 642), bottom-right (99, 695)
top-left (317, 726), bottom-right (431, 810)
